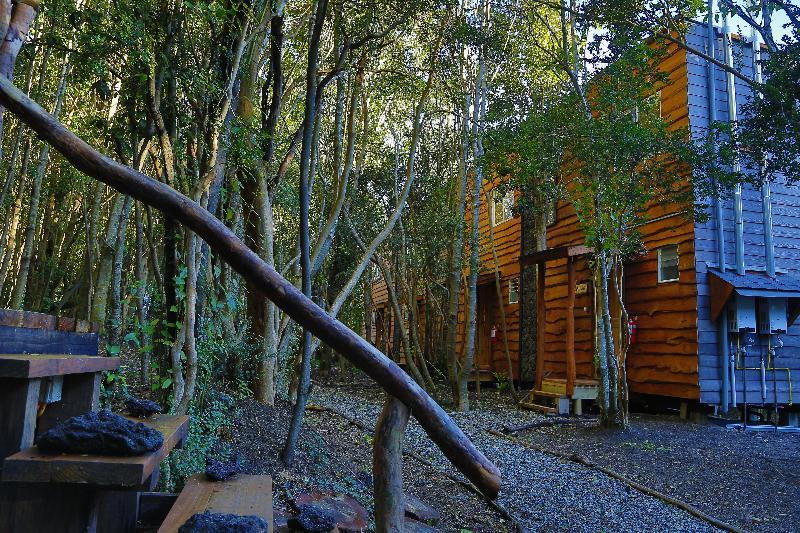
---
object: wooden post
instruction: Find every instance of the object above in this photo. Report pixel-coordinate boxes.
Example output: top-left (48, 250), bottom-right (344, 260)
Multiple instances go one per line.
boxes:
top-left (535, 263), bottom-right (545, 390)
top-left (373, 396), bottom-right (410, 533)
top-left (566, 256), bottom-right (576, 398)
top-left (0, 377), bottom-right (40, 459)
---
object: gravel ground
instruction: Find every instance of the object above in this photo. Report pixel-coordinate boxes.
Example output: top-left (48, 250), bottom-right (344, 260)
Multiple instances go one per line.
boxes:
top-left (518, 412), bottom-right (800, 533)
top-left (306, 374), bottom-right (721, 533)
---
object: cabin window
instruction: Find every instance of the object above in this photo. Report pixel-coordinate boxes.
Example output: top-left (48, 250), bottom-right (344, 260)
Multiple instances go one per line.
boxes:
top-left (657, 245), bottom-right (679, 283)
top-left (509, 277), bottom-right (520, 304)
top-left (490, 189), bottom-right (514, 226)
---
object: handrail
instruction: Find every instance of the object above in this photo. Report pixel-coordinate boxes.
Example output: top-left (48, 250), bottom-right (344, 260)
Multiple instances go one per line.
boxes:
top-left (0, 75), bottom-right (502, 499)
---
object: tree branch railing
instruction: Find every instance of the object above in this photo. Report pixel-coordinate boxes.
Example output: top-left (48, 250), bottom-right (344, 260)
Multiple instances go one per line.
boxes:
top-left (0, 75), bottom-right (502, 500)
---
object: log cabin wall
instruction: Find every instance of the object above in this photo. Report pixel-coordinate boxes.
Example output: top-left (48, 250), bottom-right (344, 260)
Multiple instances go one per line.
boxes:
top-left (686, 23), bottom-right (800, 406)
top-left (454, 176), bottom-right (522, 380)
top-left (541, 41), bottom-right (703, 399)
top-left (623, 42), bottom-right (702, 400)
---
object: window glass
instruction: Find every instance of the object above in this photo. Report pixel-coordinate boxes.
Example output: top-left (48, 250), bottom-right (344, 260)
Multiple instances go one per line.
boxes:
top-left (491, 190), bottom-right (515, 226)
top-left (658, 245), bottom-right (679, 282)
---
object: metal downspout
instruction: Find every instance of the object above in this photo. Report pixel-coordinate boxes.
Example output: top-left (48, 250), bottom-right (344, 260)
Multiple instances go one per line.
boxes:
top-left (723, 15), bottom-right (745, 276)
top-left (752, 28), bottom-right (776, 278)
top-left (708, 2), bottom-right (731, 411)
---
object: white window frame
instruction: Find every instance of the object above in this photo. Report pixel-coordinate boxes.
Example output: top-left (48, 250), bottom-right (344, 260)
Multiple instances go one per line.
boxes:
top-left (490, 189), bottom-right (515, 227)
top-left (657, 245), bottom-right (680, 283)
top-left (509, 277), bottom-right (520, 304)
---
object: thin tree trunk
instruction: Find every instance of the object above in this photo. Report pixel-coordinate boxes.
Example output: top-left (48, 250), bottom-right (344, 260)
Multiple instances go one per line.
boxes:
top-left (10, 57), bottom-right (69, 309)
top-left (282, 0), bottom-right (329, 466)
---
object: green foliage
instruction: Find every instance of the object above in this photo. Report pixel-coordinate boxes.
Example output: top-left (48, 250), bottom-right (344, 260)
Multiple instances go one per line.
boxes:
top-left (159, 333), bottom-right (247, 491)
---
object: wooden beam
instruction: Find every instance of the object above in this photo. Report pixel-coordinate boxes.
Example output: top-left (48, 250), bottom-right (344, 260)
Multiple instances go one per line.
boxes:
top-left (0, 75), bottom-right (502, 499)
top-left (0, 355), bottom-right (119, 378)
top-left (520, 245), bottom-right (593, 266)
top-left (566, 257), bottom-right (576, 398)
top-left (0, 377), bottom-right (40, 458)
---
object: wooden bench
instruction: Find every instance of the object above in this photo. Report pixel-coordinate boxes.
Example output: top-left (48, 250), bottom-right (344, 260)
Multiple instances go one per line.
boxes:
top-left (158, 474), bottom-right (273, 533)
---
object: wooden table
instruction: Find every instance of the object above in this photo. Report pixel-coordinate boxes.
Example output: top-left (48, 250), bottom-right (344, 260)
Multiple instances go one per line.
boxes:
top-left (0, 354), bottom-right (120, 459)
top-left (0, 414), bottom-right (189, 533)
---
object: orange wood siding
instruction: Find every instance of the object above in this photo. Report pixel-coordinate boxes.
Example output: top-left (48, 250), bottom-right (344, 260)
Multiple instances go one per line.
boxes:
top-left (543, 43), bottom-right (701, 399)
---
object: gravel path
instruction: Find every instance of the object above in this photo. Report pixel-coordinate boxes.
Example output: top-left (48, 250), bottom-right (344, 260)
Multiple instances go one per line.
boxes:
top-left (308, 376), bottom-right (719, 533)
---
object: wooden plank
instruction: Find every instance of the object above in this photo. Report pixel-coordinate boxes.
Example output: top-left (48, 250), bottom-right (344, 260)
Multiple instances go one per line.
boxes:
top-left (0, 309), bottom-right (57, 330)
top-left (566, 256), bottom-right (576, 397)
top-left (0, 355), bottom-right (119, 378)
top-left (520, 245), bottom-right (592, 266)
top-left (158, 474), bottom-right (273, 533)
top-left (2, 415), bottom-right (189, 488)
top-left (535, 263), bottom-right (545, 389)
top-left (0, 377), bottom-right (41, 459)
top-left (0, 326), bottom-right (99, 355)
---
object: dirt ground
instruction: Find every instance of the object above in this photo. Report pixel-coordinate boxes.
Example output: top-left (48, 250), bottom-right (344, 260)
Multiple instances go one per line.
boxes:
top-left (223, 372), bottom-right (799, 532)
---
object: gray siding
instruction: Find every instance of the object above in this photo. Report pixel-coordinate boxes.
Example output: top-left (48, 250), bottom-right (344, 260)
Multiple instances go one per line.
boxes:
top-left (687, 23), bottom-right (800, 406)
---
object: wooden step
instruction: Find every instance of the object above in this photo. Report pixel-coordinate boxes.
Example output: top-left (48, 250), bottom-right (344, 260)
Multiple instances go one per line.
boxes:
top-left (531, 390), bottom-right (562, 398)
top-left (0, 354), bottom-right (119, 378)
top-left (2, 414), bottom-right (188, 488)
top-left (518, 401), bottom-right (557, 414)
top-left (157, 474), bottom-right (273, 533)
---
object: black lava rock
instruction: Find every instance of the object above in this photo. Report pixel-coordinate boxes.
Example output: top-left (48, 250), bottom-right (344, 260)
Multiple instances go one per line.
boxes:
top-left (125, 396), bottom-right (162, 417)
top-left (206, 451), bottom-right (243, 482)
top-left (36, 409), bottom-right (164, 456)
top-left (288, 504), bottom-right (337, 532)
top-left (178, 512), bottom-right (269, 532)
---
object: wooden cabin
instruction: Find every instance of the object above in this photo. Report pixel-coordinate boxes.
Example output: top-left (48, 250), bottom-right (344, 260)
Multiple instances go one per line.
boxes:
top-left (521, 22), bottom-right (800, 416)
top-left (369, 22), bottom-right (800, 419)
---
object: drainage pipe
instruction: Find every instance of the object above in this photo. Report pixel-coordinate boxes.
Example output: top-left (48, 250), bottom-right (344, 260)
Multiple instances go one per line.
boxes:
top-left (723, 14), bottom-right (746, 276)
top-left (752, 27), bottom-right (776, 278)
top-left (708, 1), bottom-right (731, 412)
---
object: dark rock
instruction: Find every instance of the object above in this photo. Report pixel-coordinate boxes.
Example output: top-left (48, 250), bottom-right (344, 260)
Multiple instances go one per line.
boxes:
top-left (291, 492), bottom-right (367, 531)
top-left (36, 409), bottom-right (163, 456)
top-left (125, 396), bottom-right (162, 417)
top-left (206, 451), bottom-right (243, 481)
top-left (404, 493), bottom-right (440, 525)
top-left (287, 504), bottom-right (337, 532)
top-left (178, 511), bottom-right (269, 532)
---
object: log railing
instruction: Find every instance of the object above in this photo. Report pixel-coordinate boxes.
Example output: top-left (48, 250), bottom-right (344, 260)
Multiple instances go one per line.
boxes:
top-left (0, 76), bottom-right (502, 501)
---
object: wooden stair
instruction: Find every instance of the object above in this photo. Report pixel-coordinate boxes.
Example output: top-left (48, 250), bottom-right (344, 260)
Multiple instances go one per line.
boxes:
top-left (519, 378), bottom-right (599, 415)
top-left (157, 474), bottom-right (273, 533)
